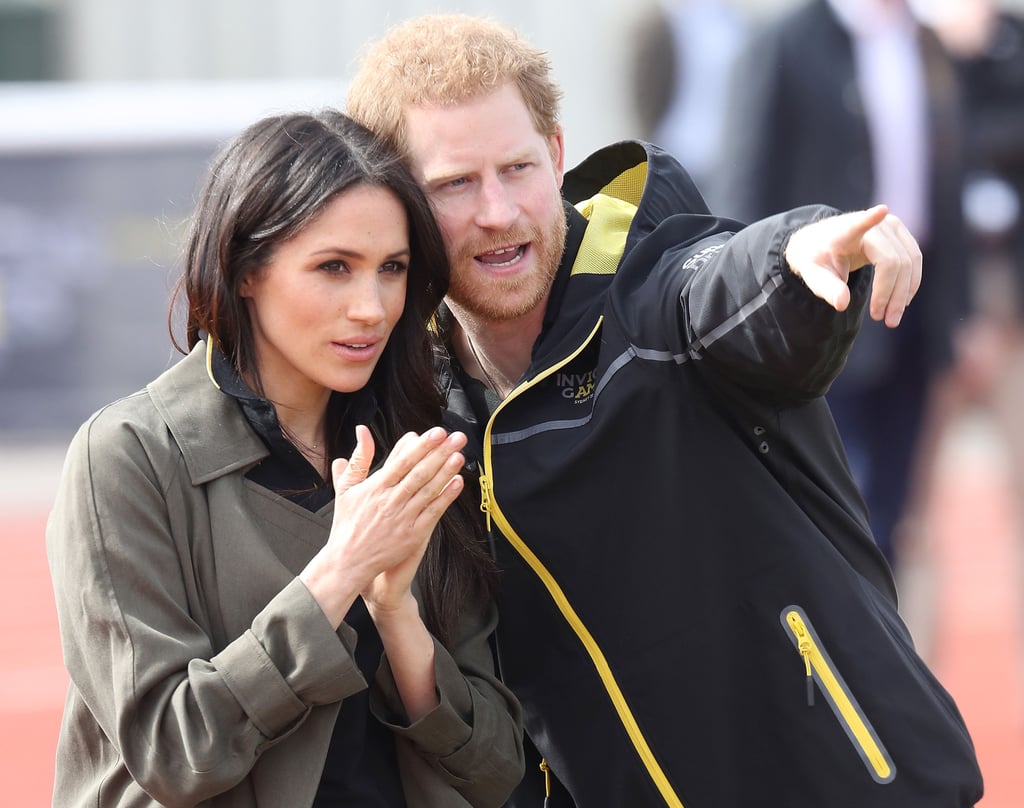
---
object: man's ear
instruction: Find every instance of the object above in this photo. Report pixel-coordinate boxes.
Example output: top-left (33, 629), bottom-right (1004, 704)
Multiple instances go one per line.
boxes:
top-left (549, 126), bottom-right (566, 189)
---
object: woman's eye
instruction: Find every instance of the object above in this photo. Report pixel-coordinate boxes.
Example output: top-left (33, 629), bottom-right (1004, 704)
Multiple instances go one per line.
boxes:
top-left (381, 261), bottom-right (408, 274)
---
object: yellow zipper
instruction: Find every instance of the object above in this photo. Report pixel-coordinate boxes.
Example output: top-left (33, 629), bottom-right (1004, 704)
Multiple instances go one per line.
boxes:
top-left (783, 606), bottom-right (895, 784)
top-left (478, 472), bottom-right (492, 532)
top-left (479, 317), bottom-right (684, 808)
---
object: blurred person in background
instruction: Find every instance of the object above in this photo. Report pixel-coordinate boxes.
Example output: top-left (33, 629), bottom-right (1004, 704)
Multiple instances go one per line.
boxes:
top-left (348, 13), bottom-right (982, 807)
top-left (920, 0), bottom-right (1024, 686)
top-left (716, 0), bottom-right (971, 577)
top-left (45, 110), bottom-right (523, 807)
top-left (628, 0), bottom-right (749, 211)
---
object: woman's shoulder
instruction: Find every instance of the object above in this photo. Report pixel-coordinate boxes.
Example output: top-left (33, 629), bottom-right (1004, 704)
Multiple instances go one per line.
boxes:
top-left (65, 386), bottom-right (176, 481)
top-left (67, 351), bottom-right (207, 466)
top-left (66, 346), bottom-right (267, 492)
top-left (75, 347), bottom-right (214, 446)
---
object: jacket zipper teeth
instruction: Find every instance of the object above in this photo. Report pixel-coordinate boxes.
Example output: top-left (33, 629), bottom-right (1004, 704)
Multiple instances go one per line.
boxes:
top-left (481, 317), bottom-right (684, 808)
top-left (478, 473), bottom-right (492, 531)
top-left (783, 608), bottom-right (895, 783)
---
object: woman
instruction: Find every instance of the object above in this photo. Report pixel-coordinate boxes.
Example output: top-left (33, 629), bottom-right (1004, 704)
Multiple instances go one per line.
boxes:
top-left (45, 111), bottom-right (524, 807)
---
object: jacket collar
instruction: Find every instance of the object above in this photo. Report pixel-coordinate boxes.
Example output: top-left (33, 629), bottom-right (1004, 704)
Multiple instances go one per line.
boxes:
top-left (562, 139), bottom-right (711, 250)
top-left (147, 342), bottom-right (269, 485)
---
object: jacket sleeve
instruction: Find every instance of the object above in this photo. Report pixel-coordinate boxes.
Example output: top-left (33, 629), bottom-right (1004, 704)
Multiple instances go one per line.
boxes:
top-left (678, 206), bottom-right (871, 402)
top-left (45, 407), bottom-right (367, 806)
top-left (369, 597), bottom-right (525, 807)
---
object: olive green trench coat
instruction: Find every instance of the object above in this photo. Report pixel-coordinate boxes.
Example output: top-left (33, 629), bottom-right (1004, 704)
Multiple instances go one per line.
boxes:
top-left (46, 343), bottom-right (524, 807)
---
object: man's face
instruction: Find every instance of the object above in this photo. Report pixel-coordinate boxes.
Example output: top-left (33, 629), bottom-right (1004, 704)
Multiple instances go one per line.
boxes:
top-left (403, 82), bottom-right (567, 323)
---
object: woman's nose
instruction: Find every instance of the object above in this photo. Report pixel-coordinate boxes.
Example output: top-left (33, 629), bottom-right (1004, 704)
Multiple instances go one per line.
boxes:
top-left (346, 275), bottom-right (387, 325)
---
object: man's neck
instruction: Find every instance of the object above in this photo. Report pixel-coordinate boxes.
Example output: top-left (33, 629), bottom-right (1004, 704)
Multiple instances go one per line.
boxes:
top-left (450, 303), bottom-right (547, 399)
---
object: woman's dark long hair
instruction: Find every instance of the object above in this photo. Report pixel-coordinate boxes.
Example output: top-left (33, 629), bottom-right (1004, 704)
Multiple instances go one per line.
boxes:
top-left (169, 110), bottom-right (495, 647)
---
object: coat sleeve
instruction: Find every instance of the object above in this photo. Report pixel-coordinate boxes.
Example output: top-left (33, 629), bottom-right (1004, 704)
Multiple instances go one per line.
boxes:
top-left (45, 405), bottom-right (366, 806)
top-left (369, 597), bottom-right (525, 807)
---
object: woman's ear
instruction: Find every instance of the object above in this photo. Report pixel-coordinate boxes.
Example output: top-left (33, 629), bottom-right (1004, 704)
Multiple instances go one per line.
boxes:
top-left (238, 271), bottom-right (255, 298)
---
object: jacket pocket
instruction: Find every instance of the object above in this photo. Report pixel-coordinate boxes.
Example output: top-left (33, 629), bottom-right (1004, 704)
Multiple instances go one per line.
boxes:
top-left (781, 605), bottom-right (896, 784)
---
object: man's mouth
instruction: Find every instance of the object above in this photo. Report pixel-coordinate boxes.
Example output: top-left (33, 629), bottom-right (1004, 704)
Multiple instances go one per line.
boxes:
top-left (475, 244), bottom-right (526, 267)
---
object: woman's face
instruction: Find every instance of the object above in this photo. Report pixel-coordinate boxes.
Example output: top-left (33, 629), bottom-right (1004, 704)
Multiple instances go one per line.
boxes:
top-left (240, 184), bottom-right (409, 409)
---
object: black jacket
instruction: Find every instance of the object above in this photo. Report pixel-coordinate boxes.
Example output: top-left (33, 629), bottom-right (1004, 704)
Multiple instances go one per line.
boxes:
top-left (443, 141), bottom-right (982, 807)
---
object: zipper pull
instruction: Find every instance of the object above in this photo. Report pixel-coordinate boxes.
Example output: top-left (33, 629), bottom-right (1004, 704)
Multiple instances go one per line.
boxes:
top-left (539, 758), bottom-right (551, 807)
top-left (802, 652), bottom-right (815, 706)
top-left (788, 613), bottom-right (815, 706)
top-left (478, 473), bottom-right (492, 531)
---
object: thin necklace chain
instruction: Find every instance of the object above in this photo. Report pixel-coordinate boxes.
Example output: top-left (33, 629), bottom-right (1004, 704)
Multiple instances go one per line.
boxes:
top-left (465, 332), bottom-right (502, 394)
top-left (281, 424), bottom-right (321, 454)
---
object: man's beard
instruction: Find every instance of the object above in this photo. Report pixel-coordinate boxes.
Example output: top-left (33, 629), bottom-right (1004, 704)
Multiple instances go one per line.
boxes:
top-left (446, 212), bottom-right (568, 322)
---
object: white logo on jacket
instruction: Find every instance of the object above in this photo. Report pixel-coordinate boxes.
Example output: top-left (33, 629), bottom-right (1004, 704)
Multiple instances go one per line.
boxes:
top-left (556, 370), bottom-right (596, 403)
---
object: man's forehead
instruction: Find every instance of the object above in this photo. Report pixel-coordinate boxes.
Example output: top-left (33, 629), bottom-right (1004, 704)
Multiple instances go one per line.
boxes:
top-left (403, 102), bottom-right (546, 174)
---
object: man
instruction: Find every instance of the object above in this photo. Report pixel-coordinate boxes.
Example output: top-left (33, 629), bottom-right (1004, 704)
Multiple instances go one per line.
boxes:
top-left (348, 14), bottom-right (982, 807)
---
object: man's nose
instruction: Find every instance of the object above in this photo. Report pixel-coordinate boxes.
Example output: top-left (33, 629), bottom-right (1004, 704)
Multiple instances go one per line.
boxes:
top-left (474, 175), bottom-right (518, 231)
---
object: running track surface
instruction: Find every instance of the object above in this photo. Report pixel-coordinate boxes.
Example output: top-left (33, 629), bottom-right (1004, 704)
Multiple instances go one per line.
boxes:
top-left (2, 416), bottom-right (1022, 805)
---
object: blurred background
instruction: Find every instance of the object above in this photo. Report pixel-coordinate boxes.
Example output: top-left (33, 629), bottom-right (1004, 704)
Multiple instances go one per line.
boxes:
top-left (2, 0), bottom-right (1023, 804)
